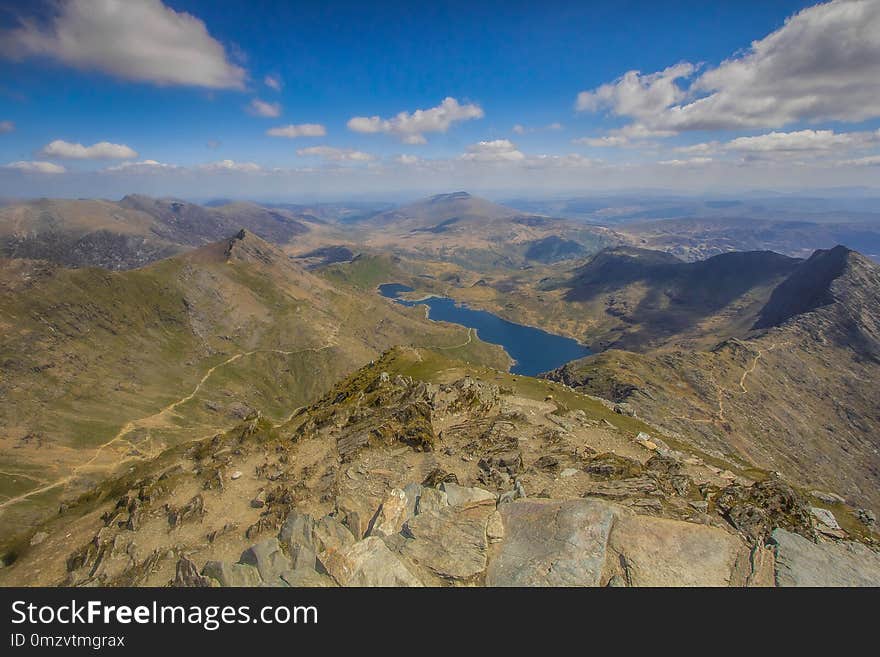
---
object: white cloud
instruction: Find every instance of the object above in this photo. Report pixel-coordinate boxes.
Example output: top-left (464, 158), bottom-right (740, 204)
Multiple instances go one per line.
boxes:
top-left (40, 139), bottom-right (138, 160)
top-left (103, 159), bottom-right (178, 173)
top-left (248, 99), bottom-right (282, 118)
top-left (266, 123), bottom-right (326, 138)
top-left (574, 135), bottom-right (630, 148)
top-left (296, 146), bottom-right (376, 162)
top-left (3, 160), bottom-right (66, 174)
top-left (264, 74), bottom-right (282, 91)
top-left (347, 97), bottom-right (484, 143)
top-left (675, 129), bottom-right (880, 159)
top-left (512, 124), bottom-right (526, 135)
top-left (394, 154), bottom-right (422, 165)
top-left (523, 153), bottom-right (596, 169)
top-left (673, 141), bottom-right (721, 155)
top-left (576, 62), bottom-right (695, 119)
top-left (576, 0), bottom-right (880, 133)
top-left (0, 0), bottom-right (245, 89)
top-left (725, 129), bottom-right (879, 153)
top-left (198, 159), bottom-right (262, 172)
top-left (460, 139), bottom-right (525, 162)
top-left (0, 121), bottom-right (13, 134)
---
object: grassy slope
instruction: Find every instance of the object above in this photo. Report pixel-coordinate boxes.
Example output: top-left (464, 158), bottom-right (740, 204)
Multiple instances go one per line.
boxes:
top-left (0, 237), bottom-right (507, 548)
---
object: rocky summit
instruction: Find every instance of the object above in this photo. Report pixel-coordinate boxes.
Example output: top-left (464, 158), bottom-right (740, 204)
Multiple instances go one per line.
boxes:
top-left (2, 347), bottom-right (877, 587)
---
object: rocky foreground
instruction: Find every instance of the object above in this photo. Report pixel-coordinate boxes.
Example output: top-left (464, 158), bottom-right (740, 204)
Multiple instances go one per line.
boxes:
top-left (3, 348), bottom-right (878, 587)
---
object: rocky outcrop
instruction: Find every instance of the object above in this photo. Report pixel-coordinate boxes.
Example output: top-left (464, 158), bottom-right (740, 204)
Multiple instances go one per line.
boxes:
top-left (771, 529), bottom-right (880, 587)
top-left (486, 499), bottom-right (615, 587)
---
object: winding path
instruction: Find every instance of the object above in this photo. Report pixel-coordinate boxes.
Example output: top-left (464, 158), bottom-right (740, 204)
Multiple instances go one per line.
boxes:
top-left (0, 338), bottom-right (338, 513)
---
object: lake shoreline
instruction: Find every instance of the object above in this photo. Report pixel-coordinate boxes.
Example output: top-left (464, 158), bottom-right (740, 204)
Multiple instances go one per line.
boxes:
top-left (377, 282), bottom-right (590, 376)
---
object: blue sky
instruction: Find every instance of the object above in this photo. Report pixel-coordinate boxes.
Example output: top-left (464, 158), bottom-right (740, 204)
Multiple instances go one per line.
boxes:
top-left (1, 0), bottom-right (879, 199)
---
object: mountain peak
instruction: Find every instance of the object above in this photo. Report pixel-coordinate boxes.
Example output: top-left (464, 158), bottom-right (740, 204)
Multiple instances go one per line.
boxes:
top-left (753, 244), bottom-right (858, 329)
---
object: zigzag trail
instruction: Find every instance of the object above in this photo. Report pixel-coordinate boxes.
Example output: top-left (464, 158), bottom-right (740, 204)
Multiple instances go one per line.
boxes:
top-left (0, 334), bottom-right (339, 513)
top-left (671, 341), bottom-right (786, 427)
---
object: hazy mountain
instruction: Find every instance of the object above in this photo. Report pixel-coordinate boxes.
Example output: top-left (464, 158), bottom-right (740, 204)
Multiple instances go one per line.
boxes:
top-left (0, 196), bottom-right (318, 270)
top-left (354, 192), bottom-right (622, 271)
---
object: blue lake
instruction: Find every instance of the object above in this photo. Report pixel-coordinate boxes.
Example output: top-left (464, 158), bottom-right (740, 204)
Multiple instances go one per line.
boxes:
top-left (378, 283), bottom-right (591, 376)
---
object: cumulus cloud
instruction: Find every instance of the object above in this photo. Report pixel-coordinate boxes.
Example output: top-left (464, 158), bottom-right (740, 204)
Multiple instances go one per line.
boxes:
top-left (0, 121), bottom-right (13, 134)
top-left (266, 123), bottom-right (326, 138)
top-left (40, 139), bottom-right (138, 160)
top-left (264, 74), bottom-right (282, 91)
top-left (347, 97), bottom-right (484, 144)
top-left (523, 153), bottom-right (596, 169)
top-left (394, 154), bottom-right (422, 165)
top-left (248, 99), bottom-right (282, 118)
top-left (103, 159), bottom-right (179, 173)
top-left (676, 129), bottom-right (880, 158)
top-left (0, 0), bottom-right (245, 89)
top-left (296, 146), bottom-right (376, 162)
top-left (460, 139), bottom-right (525, 162)
top-left (576, 0), bottom-right (880, 133)
top-left (726, 129), bottom-right (880, 153)
top-left (3, 160), bottom-right (66, 174)
top-left (576, 62), bottom-right (695, 119)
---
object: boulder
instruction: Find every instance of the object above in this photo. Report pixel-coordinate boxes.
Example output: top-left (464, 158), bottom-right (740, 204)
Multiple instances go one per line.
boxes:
top-left (174, 556), bottom-right (216, 587)
top-left (486, 499), bottom-right (616, 587)
top-left (415, 487), bottom-right (448, 514)
top-left (440, 482), bottom-right (496, 507)
top-left (313, 515), bottom-right (356, 554)
top-left (239, 538), bottom-right (292, 582)
top-left (201, 561), bottom-right (263, 587)
top-left (278, 510), bottom-right (316, 553)
top-left (368, 488), bottom-right (410, 537)
top-left (320, 537), bottom-right (423, 587)
top-left (770, 528), bottom-right (880, 587)
top-left (608, 515), bottom-right (744, 587)
top-left (810, 507), bottom-right (841, 530)
top-left (397, 503), bottom-right (495, 583)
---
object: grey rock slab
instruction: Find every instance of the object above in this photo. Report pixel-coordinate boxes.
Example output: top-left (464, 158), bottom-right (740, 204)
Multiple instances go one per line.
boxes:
top-left (810, 507), bottom-right (841, 530)
top-left (320, 537), bottom-right (423, 587)
top-left (201, 561), bottom-right (263, 587)
top-left (278, 510), bottom-right (316, 553)
top-left (771, 528), bottom-right (880, 587)
top-left (239, 538), bottom-right (292, 582)
top-left (609, 514), bottom-right (744, 587)
top-left (440, 482), bottom-right (497, 507)
top-left (398, 503), bottom-right (495, 582)
top-left (486, 499), bottom-right (616, 587)
top-left (313, 515), bottom-right (356, 554)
